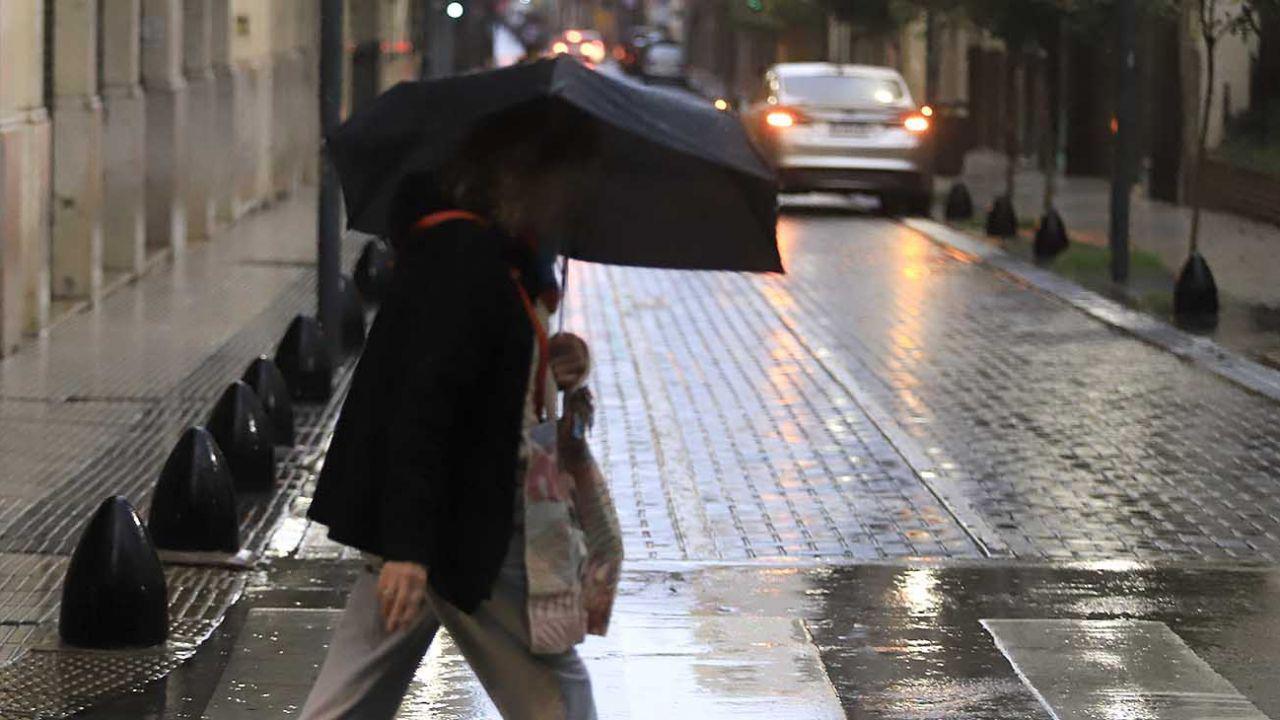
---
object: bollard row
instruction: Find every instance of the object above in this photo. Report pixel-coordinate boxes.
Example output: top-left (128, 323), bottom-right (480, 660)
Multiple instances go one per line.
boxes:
top-left (59, 264), bottom-right (377, 648)
top-left (944, 182), bottom-right (974, 222)
top-left (985, 195), bottom-right (1018, 238)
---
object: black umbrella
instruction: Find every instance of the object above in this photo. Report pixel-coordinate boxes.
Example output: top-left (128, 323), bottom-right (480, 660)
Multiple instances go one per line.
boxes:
top-left (326, 56), bottom-right (782, 273)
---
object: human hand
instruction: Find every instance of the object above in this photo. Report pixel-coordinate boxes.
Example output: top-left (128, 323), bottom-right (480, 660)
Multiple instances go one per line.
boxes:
top-left (377, 561), bottom-right (429, 633)
top-left (549, 333), bottom-right (590, 391)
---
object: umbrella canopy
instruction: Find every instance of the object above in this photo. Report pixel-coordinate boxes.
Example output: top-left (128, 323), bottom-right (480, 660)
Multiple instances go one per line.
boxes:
top-left (326, 56), bottom-right (782, 273)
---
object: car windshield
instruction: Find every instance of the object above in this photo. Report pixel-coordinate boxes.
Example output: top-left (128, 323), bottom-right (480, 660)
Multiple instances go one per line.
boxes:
top-left (781, 75), bottom-right (906, 106)
top-left (647, 44), bottom-right (684, 63)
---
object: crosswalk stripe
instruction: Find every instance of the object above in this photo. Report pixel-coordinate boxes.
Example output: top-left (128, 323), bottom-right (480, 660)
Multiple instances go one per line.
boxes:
top-left (983, 619), bottom-right (1269, 720)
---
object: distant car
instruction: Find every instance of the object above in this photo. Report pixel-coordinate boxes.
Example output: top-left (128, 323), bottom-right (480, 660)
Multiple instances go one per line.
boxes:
top-left (640, 41), bottom-right (686, 85)
top-left (619, 26), bottom-right (665, 75)
top-left (550, 29), bottom-right (606, 65)
top-left (745, 63), bottom-right (934, 214)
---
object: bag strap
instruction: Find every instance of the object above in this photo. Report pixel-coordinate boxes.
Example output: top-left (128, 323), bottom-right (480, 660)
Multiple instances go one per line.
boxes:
top-left (413, 209), bottom-right (549, 418)
top-left (413, 209), bottom-right (485, 233)
top-left (511, 269), bottom-right (550, 421)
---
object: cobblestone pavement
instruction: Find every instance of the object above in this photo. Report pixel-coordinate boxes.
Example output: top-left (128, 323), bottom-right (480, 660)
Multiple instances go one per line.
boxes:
top-left (942, 149), bottom-right (1280, 367)
top-left (560, 260), bottom-right (980, 563)
top-left (765, 210), bottom-right (1280, 562)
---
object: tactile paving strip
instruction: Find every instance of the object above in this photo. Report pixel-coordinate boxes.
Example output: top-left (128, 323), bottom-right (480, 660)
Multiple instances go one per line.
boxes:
top-left (0, 363), bottom-right (354, 718)
top-left (0, 566), bottom-right (244, 719)
top-left (0, 237), bottom-right (361, 716)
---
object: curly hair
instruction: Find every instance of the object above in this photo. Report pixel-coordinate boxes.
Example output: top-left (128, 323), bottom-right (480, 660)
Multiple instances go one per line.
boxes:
top-left (440, 99), bottom-right (599, 226)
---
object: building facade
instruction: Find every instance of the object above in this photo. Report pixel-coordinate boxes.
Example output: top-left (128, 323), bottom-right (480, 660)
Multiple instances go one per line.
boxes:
top-left (0, 0), bottom-right (419, 356)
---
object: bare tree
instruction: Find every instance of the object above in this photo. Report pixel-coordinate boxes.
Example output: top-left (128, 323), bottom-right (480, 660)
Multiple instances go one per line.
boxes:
top-left (1185, 0), bottom-right (1278, 255)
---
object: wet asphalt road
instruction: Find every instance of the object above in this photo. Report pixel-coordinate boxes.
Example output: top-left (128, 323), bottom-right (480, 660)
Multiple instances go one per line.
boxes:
top-left (72, 207), bottom-right (1280, 718)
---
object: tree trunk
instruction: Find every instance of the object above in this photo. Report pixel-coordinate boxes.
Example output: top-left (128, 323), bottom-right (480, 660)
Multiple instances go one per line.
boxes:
top-left (1043, 18), bottom-right (1068, 214)
top-left (925, 10), bottom-right (940, 104)
top-left (1190, 30), bottom-right (1216, 256)
top-left (1005, 49), bottom-right (1019, 197)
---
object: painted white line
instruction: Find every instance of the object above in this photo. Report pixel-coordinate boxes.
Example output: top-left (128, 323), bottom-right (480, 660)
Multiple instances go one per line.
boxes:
top-left (983, 619), bottom-right (1270, 720)
top-left (405, 615), bottom-right (847, 719)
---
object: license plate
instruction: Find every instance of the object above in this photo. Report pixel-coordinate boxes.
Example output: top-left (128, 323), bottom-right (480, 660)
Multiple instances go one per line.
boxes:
top-left (830, 123), bottom-right (876, 137)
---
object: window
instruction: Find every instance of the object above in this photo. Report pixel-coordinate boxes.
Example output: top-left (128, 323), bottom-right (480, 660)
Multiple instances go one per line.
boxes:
top-left (780, 75), bottom-right (906, 106)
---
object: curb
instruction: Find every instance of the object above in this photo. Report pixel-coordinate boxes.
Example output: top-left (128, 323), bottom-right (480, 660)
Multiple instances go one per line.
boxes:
top-left (901, 218), bottom-right (1280, 404)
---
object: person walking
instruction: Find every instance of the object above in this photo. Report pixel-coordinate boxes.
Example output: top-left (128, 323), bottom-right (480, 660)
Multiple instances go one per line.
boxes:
top-left (299, 106), bottom-right (598, 720)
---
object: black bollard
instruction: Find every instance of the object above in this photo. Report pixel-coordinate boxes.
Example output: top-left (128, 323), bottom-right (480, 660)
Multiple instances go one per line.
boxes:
top-left (354, 238), bottom-right (394, 305)
top-left (242, 356), bottom-right (295, 446)
top-left (1174, 251), bottom-right (1220, 317)
top-left (207, 381), bottom-right (276, 492)
top-left (339, 274), bottom-right (366, 355)
top-left (148, 427), bottom-right (240, 553)
top-left (275, 315), bottom-right (332, 402)
top-left (60, 496), bottom-right (169, 648)
top-left (1034, 209), bottom-right (1070, 260)
top-left (985, 195), bottom-right (1018, 237)
top-left (944, 183), bottom-right (974, 221)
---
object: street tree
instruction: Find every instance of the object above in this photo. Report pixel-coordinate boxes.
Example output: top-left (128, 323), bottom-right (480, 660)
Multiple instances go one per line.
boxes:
top-left (1185, 0), bottom-right (1276, 250)
top-left (960, 0), bottom-right (1063, 201)
top-left (1171, 0), bottom-right (1279, 315)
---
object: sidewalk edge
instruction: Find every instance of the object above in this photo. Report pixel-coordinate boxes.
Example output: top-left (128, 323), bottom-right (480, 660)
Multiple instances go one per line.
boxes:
top-left (901, 218), bottom-right (1280, 404)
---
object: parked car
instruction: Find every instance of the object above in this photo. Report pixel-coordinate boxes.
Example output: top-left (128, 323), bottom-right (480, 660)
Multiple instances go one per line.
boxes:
top-left (550, 29), bottom-right (607, 66)
top-left (640, 41), bottom-right (687, 86)
top-left (744, 63), bottom-right (934, 214)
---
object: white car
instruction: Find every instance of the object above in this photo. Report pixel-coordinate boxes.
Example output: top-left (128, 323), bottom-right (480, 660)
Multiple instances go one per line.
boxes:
top-left (640, 42), bottom-right (686, 85)
top-left (745, 63), bottom-right (934, 214)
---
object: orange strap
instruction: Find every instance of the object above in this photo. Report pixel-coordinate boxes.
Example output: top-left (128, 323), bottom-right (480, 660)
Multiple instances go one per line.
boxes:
top-left (413, 209), bottom-right (484, 233)
top-left (412, 209), bottom-right (548, 417)
top-left (511, 270), bottom-right (550, 421)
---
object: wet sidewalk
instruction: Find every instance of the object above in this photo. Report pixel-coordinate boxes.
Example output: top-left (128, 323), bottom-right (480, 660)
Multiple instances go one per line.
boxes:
top-left (939, 149), bottom-right (1280, 366)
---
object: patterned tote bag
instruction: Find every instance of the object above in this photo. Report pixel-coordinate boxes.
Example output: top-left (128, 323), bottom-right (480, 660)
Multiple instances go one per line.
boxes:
top-left (512, 272), bottom-right (589, 655)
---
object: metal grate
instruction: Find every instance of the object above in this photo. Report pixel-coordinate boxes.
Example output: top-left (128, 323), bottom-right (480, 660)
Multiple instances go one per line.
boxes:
top-left (0, 566), bottom-right (246, 719)
top-left (0, 235), bottom-right (361, 717)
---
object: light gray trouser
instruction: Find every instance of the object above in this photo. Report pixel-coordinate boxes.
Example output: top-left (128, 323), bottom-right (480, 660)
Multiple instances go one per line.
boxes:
top-left (298, 532), bottom-right (597, 720)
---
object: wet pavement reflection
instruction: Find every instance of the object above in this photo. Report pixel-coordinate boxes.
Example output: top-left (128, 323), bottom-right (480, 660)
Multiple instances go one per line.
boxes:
top-left (71, 559), bottom-right (1280, 719)
top-left (763, 210), bottom-right (1280, 562)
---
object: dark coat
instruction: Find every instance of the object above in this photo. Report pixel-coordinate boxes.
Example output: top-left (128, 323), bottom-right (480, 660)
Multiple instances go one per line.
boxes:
top-left (308, 215), bottom-right (535, 613)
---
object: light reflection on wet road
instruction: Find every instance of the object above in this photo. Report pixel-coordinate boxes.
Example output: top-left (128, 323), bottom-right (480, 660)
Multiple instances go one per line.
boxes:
top-left (393, 561), bottom-right (1280, 719)
top-left (760, 208), bottom-right (1280, 562)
